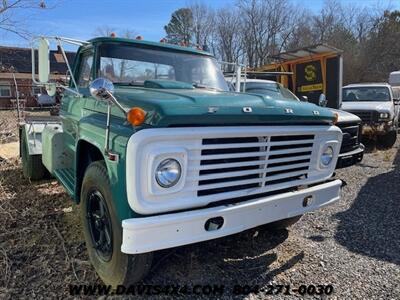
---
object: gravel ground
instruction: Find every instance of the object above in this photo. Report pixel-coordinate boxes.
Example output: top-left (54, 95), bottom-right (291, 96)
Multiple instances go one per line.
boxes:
top-left (0, 109), bottom-right (399, 299)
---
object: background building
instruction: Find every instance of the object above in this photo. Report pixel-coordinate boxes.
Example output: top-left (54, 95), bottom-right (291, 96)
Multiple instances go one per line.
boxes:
top-left (0, 46), bottom-right (75, 109)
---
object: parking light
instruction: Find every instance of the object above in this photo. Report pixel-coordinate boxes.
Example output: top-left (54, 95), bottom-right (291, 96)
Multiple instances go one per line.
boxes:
top-left (127, 107), bottom-right (146, 126)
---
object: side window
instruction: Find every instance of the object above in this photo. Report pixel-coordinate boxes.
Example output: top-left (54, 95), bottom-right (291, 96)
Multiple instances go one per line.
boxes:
top-left (77, 53), bottom-right (93, 87)
top-left (0, 82), bottom-right (11, 97)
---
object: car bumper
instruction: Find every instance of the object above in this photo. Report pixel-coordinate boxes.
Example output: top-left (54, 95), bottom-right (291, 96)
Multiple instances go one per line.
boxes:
top-left (121, 179), bottom-right (342, 254)
top-left (336, 144), bottom-right (364, 169)
top-left (362, 121), bottom-right (394, 135)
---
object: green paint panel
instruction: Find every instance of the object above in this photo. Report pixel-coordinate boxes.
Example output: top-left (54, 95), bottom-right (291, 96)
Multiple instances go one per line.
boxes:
top-left (113, 87), bottom-right (335, 127)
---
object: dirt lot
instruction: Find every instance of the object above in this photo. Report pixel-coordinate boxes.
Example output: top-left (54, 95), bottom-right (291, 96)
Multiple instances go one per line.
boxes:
top-left (0, 109), bottom-right (399, 299)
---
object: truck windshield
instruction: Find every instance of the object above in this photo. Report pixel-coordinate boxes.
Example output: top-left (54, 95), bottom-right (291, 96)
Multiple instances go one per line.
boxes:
top-left (343, 87), bottom-right (391, 102)
top-left (242, 82), bottom-right (299, 101)
top-left (98, 43), bottom-right (228, 91)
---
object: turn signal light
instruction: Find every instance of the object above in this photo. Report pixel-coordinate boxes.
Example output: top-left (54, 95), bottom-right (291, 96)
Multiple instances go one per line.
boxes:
top-left (127, 107), bottom-right (146, 126)
top-left (332, 112), bottom-right (339, 125)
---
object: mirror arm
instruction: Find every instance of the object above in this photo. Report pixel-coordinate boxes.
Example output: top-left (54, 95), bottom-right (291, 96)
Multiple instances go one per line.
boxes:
top-left (104, 102), bottom-right (111, 154)
top-left (55, 38), bottom-right (80, 95)
top-left (105, 90), bottom-right (128, 114)
top-left (103, 91), bottom-right (127, 155)
top-left (61, 85), bottom-right (82, 96)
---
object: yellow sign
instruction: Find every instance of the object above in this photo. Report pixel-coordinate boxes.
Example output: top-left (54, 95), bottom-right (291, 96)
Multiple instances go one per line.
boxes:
top-left (298, 83), bottom-right (323, 92)
top-left (304, 64), bottom-right (317, 81)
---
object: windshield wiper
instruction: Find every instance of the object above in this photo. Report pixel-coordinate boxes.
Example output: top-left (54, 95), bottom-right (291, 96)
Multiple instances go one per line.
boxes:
top-left (192, 83), bottom-right (221, 91)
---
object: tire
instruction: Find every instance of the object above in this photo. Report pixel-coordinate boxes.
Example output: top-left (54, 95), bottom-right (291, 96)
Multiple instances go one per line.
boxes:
top-left (21, 131), bottom-right (45, 180)
top-left (263, 215), bottom-right (302, 231)
top-left (80, 161), bottom-right (153, 288)
top-left (377, 130), bottom-right (397, 149)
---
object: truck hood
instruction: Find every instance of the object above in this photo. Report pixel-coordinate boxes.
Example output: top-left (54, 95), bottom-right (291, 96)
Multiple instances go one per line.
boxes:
top-left (114, 87), bottom-right (335, 127)
top-left (341, 101), bottom-right (394, 114)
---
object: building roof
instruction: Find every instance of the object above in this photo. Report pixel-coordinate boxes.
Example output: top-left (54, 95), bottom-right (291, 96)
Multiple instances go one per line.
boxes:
top-left (88, 37), bottom-right (213, 56)
top-left (0, 46), bottom-right (75, 74)
top-left (269, 44), bottom-right (343, 61)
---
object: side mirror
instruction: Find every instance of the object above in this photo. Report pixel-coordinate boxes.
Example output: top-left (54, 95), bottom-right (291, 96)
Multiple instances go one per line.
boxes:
top-left (38, 38), bottom-right (50, 83)
top-left (393, 98), bottom-right (400, 104)
top-left (319, 93), bottom-right (328, 107)
top-left (89, 78), bottom-right (114, 100)
top-left (301, 96), bottom-right (308, 102)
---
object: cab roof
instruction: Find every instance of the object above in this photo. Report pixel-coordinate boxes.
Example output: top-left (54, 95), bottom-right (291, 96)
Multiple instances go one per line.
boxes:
top-left (88, 37), bottom-right (213, 57)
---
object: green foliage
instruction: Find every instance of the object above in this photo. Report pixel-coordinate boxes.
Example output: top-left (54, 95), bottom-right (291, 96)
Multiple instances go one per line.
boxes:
top-left (164, 8), bottom-right (193, 45)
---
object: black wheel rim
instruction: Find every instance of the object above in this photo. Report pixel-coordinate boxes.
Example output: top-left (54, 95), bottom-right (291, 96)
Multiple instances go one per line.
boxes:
top-left (86, 189), bottom-right (113, 262)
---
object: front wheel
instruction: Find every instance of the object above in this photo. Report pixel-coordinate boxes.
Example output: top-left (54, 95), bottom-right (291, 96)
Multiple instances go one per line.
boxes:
top-left (377, 130), bottom-right (397, 149)
top-left (80, 161), bottom-right (153, 287)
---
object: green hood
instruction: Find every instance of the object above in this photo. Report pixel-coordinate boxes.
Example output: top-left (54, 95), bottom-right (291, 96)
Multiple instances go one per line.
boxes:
top-left (113, 87), bottom-right (335, 127)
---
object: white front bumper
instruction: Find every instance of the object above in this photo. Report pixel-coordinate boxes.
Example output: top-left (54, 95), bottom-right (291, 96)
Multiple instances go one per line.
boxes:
top-left (121, 179), bottom-right (342, 254)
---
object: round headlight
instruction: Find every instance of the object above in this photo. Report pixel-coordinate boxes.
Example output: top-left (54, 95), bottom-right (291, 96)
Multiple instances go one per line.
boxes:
top-left (155, 158), bottom-right (181, 188)
top-left (321, 146), bottom-right (334, 166)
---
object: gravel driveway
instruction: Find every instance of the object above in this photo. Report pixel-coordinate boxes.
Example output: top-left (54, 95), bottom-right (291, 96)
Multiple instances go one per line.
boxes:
top-left (0, 109), bottom-right (399, 299)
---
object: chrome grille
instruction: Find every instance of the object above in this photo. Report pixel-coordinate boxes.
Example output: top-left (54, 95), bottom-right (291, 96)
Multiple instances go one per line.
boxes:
top-left (127, 125), bottom-right (342, 214)
top-left (347, 110), bottom-right (377, 123)
top-left (197, 134), bottom-right (314, 197)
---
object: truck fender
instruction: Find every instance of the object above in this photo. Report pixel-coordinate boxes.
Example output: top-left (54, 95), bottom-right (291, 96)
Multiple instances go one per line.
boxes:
top-left (75, 139), bottom-right (105, 203)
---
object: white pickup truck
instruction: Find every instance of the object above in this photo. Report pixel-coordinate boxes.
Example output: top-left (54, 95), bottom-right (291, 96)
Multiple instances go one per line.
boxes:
top-left (341, 83), bottom-right (399, 148)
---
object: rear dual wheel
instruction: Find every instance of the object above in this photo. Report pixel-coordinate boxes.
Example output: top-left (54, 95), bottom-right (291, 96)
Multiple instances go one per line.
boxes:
top-left (80, 161), bottom-right (153, 287)
top-left (21, 128), bottom-right (46, 180)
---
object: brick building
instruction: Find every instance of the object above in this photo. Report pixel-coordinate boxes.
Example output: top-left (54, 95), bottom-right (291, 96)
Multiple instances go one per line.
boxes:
top-left (0, 46), bottom-right (75, 109)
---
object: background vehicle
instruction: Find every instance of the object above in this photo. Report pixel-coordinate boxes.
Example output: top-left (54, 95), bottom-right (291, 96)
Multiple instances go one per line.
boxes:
top-left (227, 78), bottom-right (364, 169)
top-left (21, 36), bottom-right (343, 287)
top-left (341, 83), bottom-right (399, 148)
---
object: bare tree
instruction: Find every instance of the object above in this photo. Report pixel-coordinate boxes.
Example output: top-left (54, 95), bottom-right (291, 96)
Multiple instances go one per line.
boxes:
top-left (237, 0), bottom-right (296, 67)
top-left (0, 0), bottom-right (48, 38)
top-left (361, 10), bottom-right (400, 81)
top-left (189, 1), bottom-right (214, 48)
top-left (93, 25), bottom-right (117, 37)
top-left (93, 26), bottom-right (137, 39)
top-left (165, 0), bottom-right (400, 84)
top-left (213, 7), bottom-right (243, 67)
top-left (286, 9), bottom-right (315, 50)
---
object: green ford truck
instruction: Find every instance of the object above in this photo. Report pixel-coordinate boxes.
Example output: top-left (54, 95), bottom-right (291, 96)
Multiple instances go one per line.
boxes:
top-left (21, 36), bottom-right (343, 286)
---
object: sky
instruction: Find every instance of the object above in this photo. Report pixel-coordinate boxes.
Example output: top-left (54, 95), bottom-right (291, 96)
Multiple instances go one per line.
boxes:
top-left (1, 0), bottom-right (399, 50)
